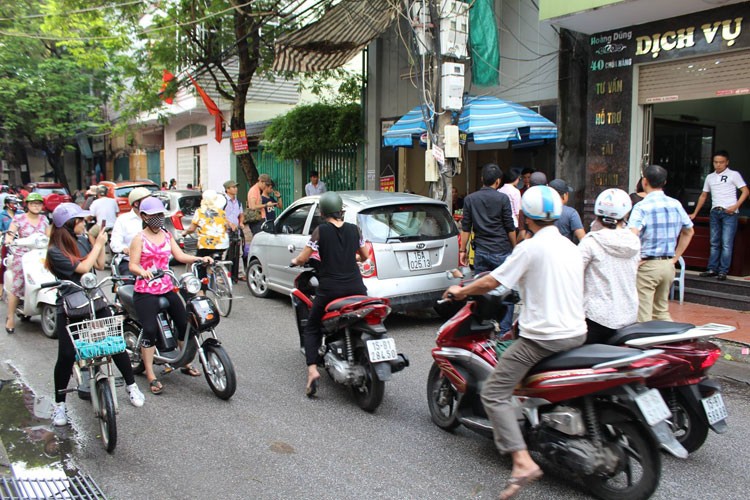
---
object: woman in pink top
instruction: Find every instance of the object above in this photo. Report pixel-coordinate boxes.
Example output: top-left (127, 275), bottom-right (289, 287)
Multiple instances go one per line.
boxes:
top-left (129, 197), bottom-right (212, 394)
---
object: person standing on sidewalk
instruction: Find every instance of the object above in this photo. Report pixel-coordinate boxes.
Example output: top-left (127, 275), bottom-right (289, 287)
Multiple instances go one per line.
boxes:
top-left (305, 170), bottom-right (326, 196)
top-left (549, 178), bottom-right (585, 244)
top-left (223, 180), bottom-right (245, 283)
top-left (460, 163), bottom-right (516, 334)
top-left (690, 150), bottom-right (749, 281)
top-left (628, 165), bottom-right (694, 321)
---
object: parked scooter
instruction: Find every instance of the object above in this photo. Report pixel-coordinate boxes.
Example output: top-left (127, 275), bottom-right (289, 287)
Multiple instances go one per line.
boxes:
top-left (291, 268), bottom-right (409, 412)
top-left (113, 267), bottom-right (237, 400)
top-left (429, 286), bottom-right (687, 500)
top-left (597, 321), bottom-right (734, 453)
top-left (3, 232), bottom-right (59, 338)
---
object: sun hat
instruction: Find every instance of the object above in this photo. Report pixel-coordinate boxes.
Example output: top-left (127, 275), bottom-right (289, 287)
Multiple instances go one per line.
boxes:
top-left (52, 202), bottom-right (91, 228)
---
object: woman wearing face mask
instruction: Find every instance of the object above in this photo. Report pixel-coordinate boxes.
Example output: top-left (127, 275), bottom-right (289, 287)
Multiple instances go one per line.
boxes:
top-left (46, 203), bottom-right (145, 426)
top-left (5, 193), bottom-right (50, 334)
top-left (128, 197), bottom-right (212, 394)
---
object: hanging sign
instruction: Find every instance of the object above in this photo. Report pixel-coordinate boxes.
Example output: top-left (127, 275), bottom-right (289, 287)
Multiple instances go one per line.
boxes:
top-left (380, 175), bottom-right (395, 192)
top-left (231, 129), bottom-right (249, 155)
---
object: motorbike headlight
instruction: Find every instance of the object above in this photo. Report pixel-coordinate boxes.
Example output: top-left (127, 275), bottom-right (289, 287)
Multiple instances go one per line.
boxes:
top-left (80, 272), bottom-right (97, 289)
top-left (179, 273), bottom-right (202, 295)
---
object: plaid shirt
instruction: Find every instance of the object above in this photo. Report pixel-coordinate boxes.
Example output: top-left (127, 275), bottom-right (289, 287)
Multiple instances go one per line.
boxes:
top-left (628, 191), bottom-right (693, 258)
top-left (224, 195), bottom-right (242, 225)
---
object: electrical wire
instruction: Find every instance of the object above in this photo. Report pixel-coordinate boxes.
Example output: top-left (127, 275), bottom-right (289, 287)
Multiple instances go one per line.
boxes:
top-left (0, 0), bottom-right (146, 22)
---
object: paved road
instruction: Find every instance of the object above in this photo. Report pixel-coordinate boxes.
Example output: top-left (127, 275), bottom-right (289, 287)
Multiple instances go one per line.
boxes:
top-left (2, 286), bottom-right (750, 499)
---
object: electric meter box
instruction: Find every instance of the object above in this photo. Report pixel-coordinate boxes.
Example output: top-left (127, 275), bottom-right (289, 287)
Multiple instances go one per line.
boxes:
top-left (411, 1), bottom-right (433, 56)
top-left (441, 62), bottom-right (465, 111)
top-left (439, 0), bottom-right (469, 59)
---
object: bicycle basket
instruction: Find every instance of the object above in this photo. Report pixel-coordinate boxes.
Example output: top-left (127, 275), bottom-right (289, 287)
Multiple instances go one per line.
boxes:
top-left (66, 315), bottom-right (126, 360)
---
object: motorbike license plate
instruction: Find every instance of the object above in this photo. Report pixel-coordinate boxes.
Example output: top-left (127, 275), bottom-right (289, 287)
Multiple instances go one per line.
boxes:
top-left (635, 389), bottom-right (672, 426)
top-left (407, 250), bottom-right (431, 271)
top-left (366, 338), bottom-right (398, 363)
top-left (701, 393), bottom-right (728, 425)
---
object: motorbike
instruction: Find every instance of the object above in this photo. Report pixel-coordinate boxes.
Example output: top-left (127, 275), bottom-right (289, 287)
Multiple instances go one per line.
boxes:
top-left (429, 286), bottom-right (687, 500)
top-left (600, 320), bottom-right (734, 453)
top-left (290, 267), bottom-right (409, 412)
top-left (113, 267), bottom-right (237, 400)
top-left (3, 232), bottom-right (59, 338)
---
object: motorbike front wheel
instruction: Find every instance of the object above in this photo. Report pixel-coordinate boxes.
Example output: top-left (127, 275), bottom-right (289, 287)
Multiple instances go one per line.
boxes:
top-left (123, 322), bottom-right (144, 374)
top-left (40, 303), bottom-right (58, 339)
top-left (352, 357), bottom-right (385, 413)
top-left (667, 390), bottom-right (710, 453)
top-left (426, 363), bottom-right (461, 430)
top-left (96, 379), bottom-right (117, 454)
top-left (586, 421), bottom-right (660, 500)
top-left (202, 343), bottom-right (237, 400)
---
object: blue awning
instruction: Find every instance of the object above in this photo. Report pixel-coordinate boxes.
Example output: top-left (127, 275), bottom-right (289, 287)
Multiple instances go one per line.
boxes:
top-left (382, 106), bottom-right (434, 147)
top-left (458, 95), bottom-right (557, 144)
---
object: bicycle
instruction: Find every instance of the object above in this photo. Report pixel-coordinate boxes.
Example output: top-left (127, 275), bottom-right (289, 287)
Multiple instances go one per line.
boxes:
top-left (192, 257), bottom-right (233, 317)
top-left (42, 274), bottom-right (125, 453)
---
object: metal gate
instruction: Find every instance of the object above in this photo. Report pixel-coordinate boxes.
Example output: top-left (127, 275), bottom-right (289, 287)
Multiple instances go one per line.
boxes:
top-left (306, 145), bottom-right (361, 192)
top-left (147, 151), bottom-right (161, 185)
top-left (252, 147), bottom-right (296, 204)
top-left (113, 156), bottom-right (129, 181)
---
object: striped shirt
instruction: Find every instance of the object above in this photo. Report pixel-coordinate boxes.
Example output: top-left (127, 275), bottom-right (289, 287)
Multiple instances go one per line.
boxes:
top-left (627, 191), bottom-right (693, 258)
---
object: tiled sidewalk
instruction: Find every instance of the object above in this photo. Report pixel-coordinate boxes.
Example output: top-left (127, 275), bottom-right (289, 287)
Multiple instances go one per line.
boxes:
top-left (670, 300), bottom-right (750, 344)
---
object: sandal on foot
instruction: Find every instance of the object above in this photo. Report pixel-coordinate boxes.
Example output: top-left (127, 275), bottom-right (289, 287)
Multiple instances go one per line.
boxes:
top-left (499, 469), bottom-right (543, 500)
top-left (180, 365), bottom-right (201, 377)
top-left (305, 378), bottom-right (319, 398)
top-left (149, 379), bottom-right (164, 395)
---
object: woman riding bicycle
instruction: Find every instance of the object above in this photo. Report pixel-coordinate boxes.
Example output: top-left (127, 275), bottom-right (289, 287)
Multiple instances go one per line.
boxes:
top-left (129, 197), bottom-right (212, 394)
top-left (182, 189), bottom-right (228, 291)
top-left (5, 193), bottom-right (50, 334)
top-left (46, 203), bottom-right (145, 426)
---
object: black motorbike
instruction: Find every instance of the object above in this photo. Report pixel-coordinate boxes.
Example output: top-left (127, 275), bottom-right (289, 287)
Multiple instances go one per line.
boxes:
top-left (113, 267), bottom-right (237, 400)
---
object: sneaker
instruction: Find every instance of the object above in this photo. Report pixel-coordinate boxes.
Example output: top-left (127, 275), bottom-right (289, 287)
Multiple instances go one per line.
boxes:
top-left (700, 270), bottom-right (718, 277)
top-left (52, 403), bottom-right (68, 426)
top-left (718, 273), bottom-right (727, 281)
top-left (127, 384), bottom-right (145, 407)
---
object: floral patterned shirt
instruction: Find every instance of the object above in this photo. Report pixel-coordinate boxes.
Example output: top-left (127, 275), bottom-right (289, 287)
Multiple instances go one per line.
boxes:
top-left (192, 207), bottom-right (229, 250)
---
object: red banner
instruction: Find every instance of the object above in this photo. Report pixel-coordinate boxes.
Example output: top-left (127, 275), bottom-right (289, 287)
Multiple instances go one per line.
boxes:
top-left (231, 129), bottom-right (249, 155)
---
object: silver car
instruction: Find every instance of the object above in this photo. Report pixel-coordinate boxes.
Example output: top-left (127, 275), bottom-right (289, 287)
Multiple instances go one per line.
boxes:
top-left (153, 190), bottom-right (202, 255)
top-left (246, 191), bottom-right (460, 312)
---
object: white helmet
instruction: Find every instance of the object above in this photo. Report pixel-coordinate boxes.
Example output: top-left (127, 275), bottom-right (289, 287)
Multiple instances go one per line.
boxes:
top-left (594, 188), bottom-right (632, 222)
top-left (521, 185), bottom-right (562, 221)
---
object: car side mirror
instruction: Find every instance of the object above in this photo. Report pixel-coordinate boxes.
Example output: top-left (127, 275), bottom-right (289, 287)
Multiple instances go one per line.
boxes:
top-left (260, 220), bottom-right (275, 233)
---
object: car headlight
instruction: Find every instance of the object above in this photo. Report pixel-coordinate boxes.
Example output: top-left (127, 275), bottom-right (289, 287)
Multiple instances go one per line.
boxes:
top-left (179, 273), bottom-right (202, 295)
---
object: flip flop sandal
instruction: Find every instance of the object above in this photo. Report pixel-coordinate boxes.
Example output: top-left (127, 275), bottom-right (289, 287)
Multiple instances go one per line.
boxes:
top-left (499, 469), bottom-right (543, 500)
top-left (180, 366), bottom-right (201, 377)
top-left (305, 379), bottom-right (319, 398)
top-left (149, 379), bottom-right (164, 395)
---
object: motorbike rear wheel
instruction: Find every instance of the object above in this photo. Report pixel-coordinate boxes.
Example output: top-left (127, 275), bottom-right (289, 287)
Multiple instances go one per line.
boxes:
top-left (668, 390), bottom-right (709, 453)
top-left (123, 322), bottom-right (144, 374)
top-left (352, 357), bottom-right (385, 412)
top-left (96, 379), bottom-right (117, 454)
top-left (202, 343), bottom-right (237, 400)
top-left (586, 420), bottom-right (660, 500)
top-left (426, 363), bottom-right (461, 430)
top-left (40, 303), bottom-right (58, 339)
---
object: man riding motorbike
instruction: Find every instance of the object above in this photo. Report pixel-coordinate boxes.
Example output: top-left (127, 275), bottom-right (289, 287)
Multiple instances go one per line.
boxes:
top-left (443, 185), bottom-right (587, 500)
top-left (110, 187), bottom-right (152, 276)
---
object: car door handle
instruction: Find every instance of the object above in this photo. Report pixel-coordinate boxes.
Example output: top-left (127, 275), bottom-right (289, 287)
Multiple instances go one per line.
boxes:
top-left (287, 244), bottom-right (295, 253)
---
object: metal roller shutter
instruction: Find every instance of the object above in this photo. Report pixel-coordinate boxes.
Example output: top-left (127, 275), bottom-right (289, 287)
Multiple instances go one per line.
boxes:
top-left (638, 49), bottom-right (750, 104)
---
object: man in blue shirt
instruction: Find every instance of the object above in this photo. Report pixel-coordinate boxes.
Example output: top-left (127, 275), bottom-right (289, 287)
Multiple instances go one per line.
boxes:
top-left (628, 165), bottom-right (694, 321)
top-left (549, 179), bottom-right (585, 244)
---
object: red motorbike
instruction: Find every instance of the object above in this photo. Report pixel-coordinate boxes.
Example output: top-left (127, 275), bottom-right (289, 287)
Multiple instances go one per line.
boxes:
top-left (428, 287), bottom-right (687, 500)
top-left (599, 321), bottom-right (733, 453)
top-left (291, 268), bottom-right (409, 412)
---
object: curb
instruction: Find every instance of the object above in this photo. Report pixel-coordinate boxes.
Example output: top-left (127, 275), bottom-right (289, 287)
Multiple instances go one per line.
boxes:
top-left (714, 338), bottom-right (750, 365)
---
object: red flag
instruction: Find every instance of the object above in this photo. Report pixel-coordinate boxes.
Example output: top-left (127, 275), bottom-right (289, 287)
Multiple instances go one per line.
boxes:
top-left (188, 74), bottom-right (225, 143)
top-left (159, 69), bottom-right (176, 104)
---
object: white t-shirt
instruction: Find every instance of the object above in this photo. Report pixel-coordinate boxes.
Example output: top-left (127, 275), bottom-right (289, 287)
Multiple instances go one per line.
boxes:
top-left (110, 210), bottom-right (143, 256)
top-left (89, 197), bottom-right (119, 228)
top-left (702, 168), bottom-right (746, 212)
top-left (490, 225), bottom-right (586, 341)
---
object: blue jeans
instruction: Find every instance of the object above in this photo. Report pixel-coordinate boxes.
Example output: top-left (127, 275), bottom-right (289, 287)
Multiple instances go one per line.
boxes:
top-left (474, 249), bottom-right (514, 334)
top-left (707, 210), bottom-right (738, 274)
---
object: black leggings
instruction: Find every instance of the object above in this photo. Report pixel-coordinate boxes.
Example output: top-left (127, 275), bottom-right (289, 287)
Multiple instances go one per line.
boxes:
top-left (195, 248), bottom-right (224, 290)
top-left (303, 284), bottom-right (367, 366)
top-left (54, 307), bottom-right (135, 403)
top-left (585, 318), bottom-right (617, 345)
top-left (133, 291), bottom-right (188, 348)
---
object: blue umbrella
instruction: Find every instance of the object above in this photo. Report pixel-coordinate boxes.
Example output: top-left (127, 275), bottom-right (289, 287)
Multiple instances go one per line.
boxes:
top-left (458, 95), bottom-right (557, 144)
top-left (382, 105), bottom-right (434, 147)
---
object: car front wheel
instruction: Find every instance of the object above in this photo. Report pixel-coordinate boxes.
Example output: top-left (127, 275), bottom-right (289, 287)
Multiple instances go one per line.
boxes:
top-left (246, 259), bottom-right (270, 298)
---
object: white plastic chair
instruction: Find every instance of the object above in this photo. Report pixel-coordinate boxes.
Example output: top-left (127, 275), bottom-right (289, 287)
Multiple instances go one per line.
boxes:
top-left (670, 256), bottom-right (685, 304)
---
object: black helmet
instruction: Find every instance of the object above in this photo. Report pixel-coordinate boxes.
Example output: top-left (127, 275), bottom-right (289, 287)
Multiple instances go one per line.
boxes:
top-left (319, 192), bottom-right (343, 218)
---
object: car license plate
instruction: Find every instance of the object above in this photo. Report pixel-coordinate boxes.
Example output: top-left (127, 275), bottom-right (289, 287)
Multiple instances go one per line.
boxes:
top-left (701, 393), bottom-right (728, 425)
top-left (407, 250), bottom-right (431, 271)
top-left (635, 389), bottom-right (672, 426)
top-left (367, 338), bottom-right (398, 363)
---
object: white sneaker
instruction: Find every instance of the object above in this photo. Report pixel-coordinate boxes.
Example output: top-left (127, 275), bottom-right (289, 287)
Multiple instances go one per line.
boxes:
top-left (127, 384), bottom-right (145, 407)
top-left (52, 403), bottom-right (68, 426)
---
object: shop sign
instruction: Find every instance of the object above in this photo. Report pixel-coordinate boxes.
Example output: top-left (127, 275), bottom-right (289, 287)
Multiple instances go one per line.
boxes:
top-left (231, 129), bottom-right (249, 155)
top-left (380, 175), bottom-right (395, 192)
top-left (635, 17), bottom-right (743, 60)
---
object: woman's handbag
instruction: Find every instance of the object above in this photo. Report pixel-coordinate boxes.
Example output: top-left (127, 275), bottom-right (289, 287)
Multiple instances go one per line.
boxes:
top-left (63, 288), bottom-right (108, 321)
top-left (244, 207), bottom-right (262, 223)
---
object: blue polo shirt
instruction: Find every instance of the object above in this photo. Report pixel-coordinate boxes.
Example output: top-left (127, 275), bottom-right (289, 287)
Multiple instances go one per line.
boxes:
top-left (628, 191), bottom-right (693, 258)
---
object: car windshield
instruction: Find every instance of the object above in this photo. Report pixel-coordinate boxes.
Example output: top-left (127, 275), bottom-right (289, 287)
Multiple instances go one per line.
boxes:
top-left (34, 187), bottom-right (69, 196)
top-left (178, 196), bottom-right (201, 216)
top-left (115, 184), bottom-right (159, 198)
top-left (357, 204), bottom-right (458, 242)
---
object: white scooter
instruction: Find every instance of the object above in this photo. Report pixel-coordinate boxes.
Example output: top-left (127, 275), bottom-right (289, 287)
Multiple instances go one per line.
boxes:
top-left (3, 232), bottom-right (59, 338)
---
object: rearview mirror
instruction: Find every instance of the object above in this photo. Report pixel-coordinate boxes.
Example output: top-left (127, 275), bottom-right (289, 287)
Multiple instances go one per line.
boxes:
top-left (260, 220), bottom-right (275, 233)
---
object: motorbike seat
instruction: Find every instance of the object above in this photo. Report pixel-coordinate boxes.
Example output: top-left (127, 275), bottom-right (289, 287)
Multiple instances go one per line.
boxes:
top-left (325, 295), bottom-right (388, 313)
top-left (607, 321), bottom-right (695, 345)
top-left (118, 284), bottom-right (171, 320)
top-left (528, 344), bottom-right (642, 374)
